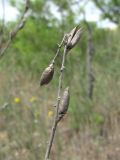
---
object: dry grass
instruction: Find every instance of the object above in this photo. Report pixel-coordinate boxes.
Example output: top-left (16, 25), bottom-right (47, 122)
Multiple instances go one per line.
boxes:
top-left (0, 69), bottom-right (120, 160)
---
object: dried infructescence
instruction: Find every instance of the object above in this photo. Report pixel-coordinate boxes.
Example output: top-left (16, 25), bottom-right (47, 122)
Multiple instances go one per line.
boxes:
top-left (58, 87), bottom-right (70, 121)
top-left (40, 64), bottom-right (54, 86)
top-left (44, 26), bottom-right (83, 160)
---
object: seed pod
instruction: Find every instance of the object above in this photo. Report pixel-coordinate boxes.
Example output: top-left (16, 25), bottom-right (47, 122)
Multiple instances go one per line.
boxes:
top-left (68, 28), bottom-right (82, 50)
top-left (40, 64), bottom-right (54, 86)
top-left (67, 26), bottom-right (79, 47)
top-left (58, 87), bottom-right (70, 121)
top-left (66, 26), bottom-right (83, 50)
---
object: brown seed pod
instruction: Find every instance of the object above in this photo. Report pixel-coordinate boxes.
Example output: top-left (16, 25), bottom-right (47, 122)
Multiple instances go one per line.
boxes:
top-left (40, 64), bottom-right (54, 86)
top-left (58, 87), bottom-right (70, 121)
top-left (66, 26), bottom-right (83, 50)
top-left (67, 26), bottom-right (79, 46)
top-left (69, 28), bottom-right (82, 50)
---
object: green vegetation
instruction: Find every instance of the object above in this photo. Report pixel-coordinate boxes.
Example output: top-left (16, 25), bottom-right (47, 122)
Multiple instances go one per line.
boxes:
top-left (0, 0), bottom-right (120, 159)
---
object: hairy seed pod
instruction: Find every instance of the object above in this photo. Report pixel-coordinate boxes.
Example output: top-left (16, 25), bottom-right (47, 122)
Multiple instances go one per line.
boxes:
top-left (68, 28), bottom-right (82, 50)
top-left (66, 26), bottom-right (83, 50)
top-left (40, 64), bottom-right (54, 86)
top-left (67, 26), bottom-right (79, 46)
top-left (58, 87), bottom-right (70, 121)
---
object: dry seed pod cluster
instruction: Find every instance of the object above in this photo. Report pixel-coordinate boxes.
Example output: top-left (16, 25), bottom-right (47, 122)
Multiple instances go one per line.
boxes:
top-left (66, 26), bottom-right (83, 50)
top-left (40, 26), bottom-right (83, 87)
top-left (58, 87), bottom-right (70, 121)
top-left (40, 64), bottom-right (54, 86)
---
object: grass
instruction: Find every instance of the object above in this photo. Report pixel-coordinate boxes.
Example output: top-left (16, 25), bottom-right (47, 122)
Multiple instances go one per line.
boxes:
top-left (0, 55), bottom-right (120, 159)
top-left (0, 25), bottom-right (120, 159)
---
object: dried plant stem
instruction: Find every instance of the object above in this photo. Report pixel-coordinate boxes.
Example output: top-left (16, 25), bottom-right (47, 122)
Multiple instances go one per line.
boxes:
top-left (85, 22), bottom-right (95, 99)
top-left (0, 0), bottom-right (5, 47)
top-left (45, 46), bottom-right (68, 160)
top-left (51, 35), bottom-right (66, 64)
top-left (0, 0), bottom-right (30, 58)
top-left (44, 25), bottom-right (82, 159)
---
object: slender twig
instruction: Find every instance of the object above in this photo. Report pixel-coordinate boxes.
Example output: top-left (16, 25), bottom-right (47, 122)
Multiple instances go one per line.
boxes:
top-left (93, 0), bottom-right (118, 24)
top-left (86, 23), bottom-right (95, 99)
top-left (82, 12), bottom-right (95, 99)
top-left (45, 45), bottom-right (68, 160)
top-left (0, 102), bottom-right (9, 110)
top-left (0, 0), bottom-right (5, 47)
top-left (44, 25), bottom-right (82, 159)
top-left (2, 0), bottom-right (5, 30)
top-left (0, 0), bottom-right (30, 58)
top-left (51, 34), bottom-right (67, 64)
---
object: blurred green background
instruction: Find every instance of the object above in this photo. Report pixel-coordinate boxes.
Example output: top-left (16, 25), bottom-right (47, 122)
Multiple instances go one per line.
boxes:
top-left (0, 0), bottom-right (120, 159)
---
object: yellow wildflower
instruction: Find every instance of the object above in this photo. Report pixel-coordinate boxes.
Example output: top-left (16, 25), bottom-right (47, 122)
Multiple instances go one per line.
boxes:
top-left (34, 111), bottom-right (40, 118)
top-left (48, 110), bottom-right (54, 117)
top-left (30, 96), bottom-right (37, 103)
top-left (14, 97), bottom-right (21, 103)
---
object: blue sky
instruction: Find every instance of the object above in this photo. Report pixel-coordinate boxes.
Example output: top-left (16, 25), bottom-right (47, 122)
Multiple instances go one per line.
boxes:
top-left (0, 0), bottom-right (117, 29)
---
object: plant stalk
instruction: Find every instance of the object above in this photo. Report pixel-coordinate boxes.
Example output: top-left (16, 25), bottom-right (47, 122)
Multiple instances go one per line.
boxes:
top-left (45, 46), bottom-right (68, 160)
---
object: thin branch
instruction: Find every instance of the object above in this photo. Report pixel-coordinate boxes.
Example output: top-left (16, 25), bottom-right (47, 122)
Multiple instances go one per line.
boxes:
top-left (45, 45), bottom-right (68, 160)
top-left (93, 0), bottom-right (118, 24)
top-left (2, 0), bottom-right (5, 31)
top-left (85, 21), bottom-right (95, 99)
top-left (0, 0), bottom-right (5, 47)
top-left (0, 102), bottom-right (9, 110)
top-left (2, 0), bottom-right (5, 28)
top-left (51, 34), bottom-right (66, 64)
top-left (0, 0), bottom-right (30, 58)
top-left (82, 11), bottom-right (95, 99)
top-left (44, 25), bottom-right (82, 159)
